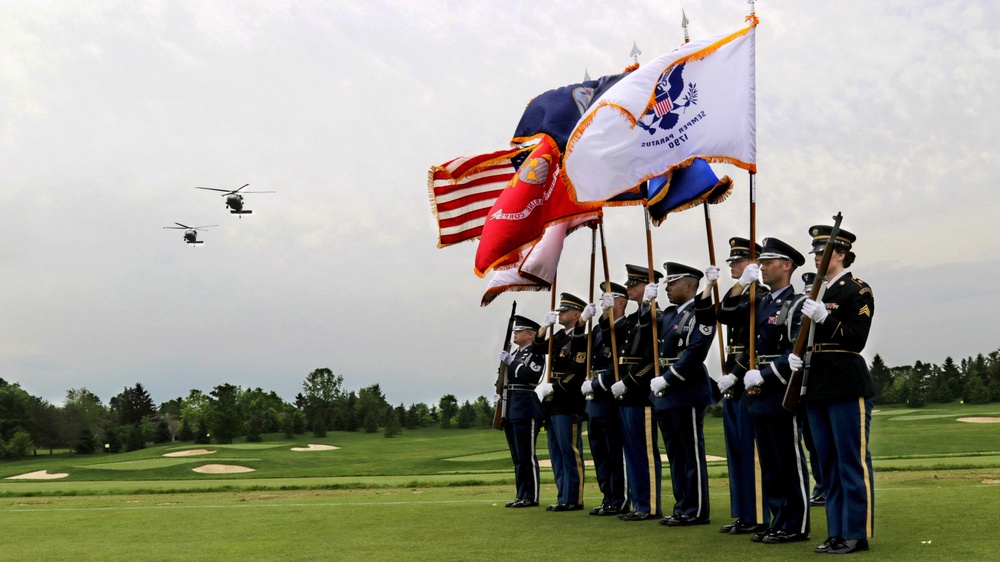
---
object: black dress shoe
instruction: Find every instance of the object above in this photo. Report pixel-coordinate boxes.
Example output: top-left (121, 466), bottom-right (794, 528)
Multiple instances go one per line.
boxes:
top-left (720, 519), bottom-right (740, 533)
top-left (618, 510), bottom-right (655, 521)
top-left (590, 505), bottom-right (621, 516)
top-left (504, 499), bottom-right (519, 508)
top-left (761, 530), bottom-right (809, 544)
top-left (827, 538), bottom-right (869, 554)
top-left (815, 536), bottom-right (841, 553)
top-left (511, 499), bottom-right (538, 508)
top-left (548, 503), bottom-right (584, 512)
top-left (809, 493), bottom-right (826, 507)
top-left (751, 529), bottom-right (774, 543)
top-left (661, 514), bottom-right (711, 527)
top-left (731, 521), bottom-right (768, 535)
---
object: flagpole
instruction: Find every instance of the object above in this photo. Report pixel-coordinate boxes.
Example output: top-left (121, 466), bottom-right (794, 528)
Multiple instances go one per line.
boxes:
top-left (599, 219), bottom-right (621, 382)
top-left (585, 225), bottom-right (596, 398)
top-left (546, 273), bottom-right (558, 384)
top-left (703, 203), bottom-right (727, 381)
top-left (748, 172), bottom-right (757, 372)
top-left (644, 206), bottom-right (662, 380)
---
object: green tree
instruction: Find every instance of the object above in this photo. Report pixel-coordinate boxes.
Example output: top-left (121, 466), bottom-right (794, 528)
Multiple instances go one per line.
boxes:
top-left (110, 383), bottom-right (156, 426)
top-left (473, 396), bottom-right (493, 429)
top-left (965, 373), bottom-right (991, 404)
top-left (125, 424), bottom-right (145, 452)
top-left (74, 427), bottom-right (98, 454)
top-left (363, 411), bottom-right (379, 433)
top-left (438, 395), bottom-right (459, 429)
top-left (869, 355), bottom-right (893, 402)
top-left (312, 414), bottom-right (327, 437)
top-left (154, 419), bottom-right (172, 443)
top-left (456, 401), bottom-right (476, 429)
top-left (302, 368), bottom-right (344, 432)
top-left (208, 384), bottom-right (242, 444)
top-left (5, 431), bottom-right (34, 459)
top-left (384, 410), bottom-right (402, 438)
top-left (357, 384), bottom-right (391, 427)
top-left (0, 381), bottom-right (34, 441)
top-left (281, 410), bottom-right (297, 438)
top-left (178, 418), bottom-right (195, 441)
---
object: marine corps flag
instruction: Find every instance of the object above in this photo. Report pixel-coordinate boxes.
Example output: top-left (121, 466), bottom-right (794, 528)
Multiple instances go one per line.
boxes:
top-left (563, 21), bottom-right (757, 203)
top-left (474, 135), bottom-right (601, 277)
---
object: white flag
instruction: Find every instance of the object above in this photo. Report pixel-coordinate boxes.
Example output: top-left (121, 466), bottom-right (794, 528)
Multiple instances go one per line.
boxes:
top-left (564, 23), bottom-right (756, 203)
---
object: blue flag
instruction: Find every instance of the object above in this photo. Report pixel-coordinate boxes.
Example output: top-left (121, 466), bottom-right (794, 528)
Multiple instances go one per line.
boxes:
top-left (645, 158), bottom-right (732, 225)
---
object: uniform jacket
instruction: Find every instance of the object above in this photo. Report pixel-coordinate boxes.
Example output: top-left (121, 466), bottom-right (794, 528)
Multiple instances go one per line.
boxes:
top-left (596, 304), bottom-right (658, 407)
top-left (503, 345), bottom-right (545, 420)
top-left (717, 285), bottom-right (770, 400)
top-left (652, 294), bottom-right (716, 411)
top-left (805, 271), bottom-right (877, 402)
top-left (584, 322), bottom-right (619, 418)
top-left (721, 284), bottom-right (806, 417)
top-left (533, 327), bottom-right (587, 416)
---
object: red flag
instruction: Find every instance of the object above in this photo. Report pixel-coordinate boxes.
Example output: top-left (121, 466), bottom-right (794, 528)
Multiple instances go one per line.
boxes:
top-left (474, 135), bottom-right (601, 277)
top-left (427, 146), bottom-right (530, 248)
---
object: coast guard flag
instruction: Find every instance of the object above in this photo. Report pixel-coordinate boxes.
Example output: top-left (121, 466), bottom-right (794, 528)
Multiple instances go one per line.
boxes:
top-left (475, 135), bottom-right (601, 277)
top-left (428, 146), bottom-right (530, 247)
top-left (563, 22), bottom-right (756, 203)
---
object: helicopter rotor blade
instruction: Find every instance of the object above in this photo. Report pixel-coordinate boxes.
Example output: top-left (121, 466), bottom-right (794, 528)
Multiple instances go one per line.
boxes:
top-left (175, 222), bottom-right (192, 228)
top-left (195, 186), bottom-right (233, 194)
top-left (233, 183), bottom-right (250, 193)
top-left (191, 225), bottom-right (219, 230)
top-left (240, 191), bottom-right (276, 194)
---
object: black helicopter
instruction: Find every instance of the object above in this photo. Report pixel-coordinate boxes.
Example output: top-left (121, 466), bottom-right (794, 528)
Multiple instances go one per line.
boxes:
top-left (163, 223), bottom-right (217, 245)
top-left (195, 183), bottom-right (274, 215)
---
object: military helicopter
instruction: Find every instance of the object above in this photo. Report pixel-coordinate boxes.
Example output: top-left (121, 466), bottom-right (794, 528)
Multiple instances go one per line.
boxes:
top-left (195, 183), bottom-right (274, 215)
top-left (163, 223), bottom-right (217, 245)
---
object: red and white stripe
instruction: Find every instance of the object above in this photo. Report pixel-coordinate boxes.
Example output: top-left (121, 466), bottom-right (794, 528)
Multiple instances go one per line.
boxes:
top-left (428, 147), bottom-right (525, 247)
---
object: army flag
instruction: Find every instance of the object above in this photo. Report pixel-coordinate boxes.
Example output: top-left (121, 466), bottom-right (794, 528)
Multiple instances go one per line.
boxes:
top-left (428, 146), bottom-right (531, 247)
top-left (563, 21), bottom-right (757, 203)
top-left (474, 135), bottom-right (601, 278)
top-left (511, 71), bottom-right (631, 151)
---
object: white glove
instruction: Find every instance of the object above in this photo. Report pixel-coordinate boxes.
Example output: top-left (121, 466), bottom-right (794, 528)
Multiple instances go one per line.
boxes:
top-left (493, 393), bottom-right (501, 404)
top-left (499, 350), bottom-right (514, 365)
top-left (611, 380), bottom-right (627, 398)
top-left (581, 303), bottom-right (597, 322)
top-left (743, 369), bottom-right (763, 388)
top-left (717, 373), bottom-right (737, 393)
top-left (650, 376), bottom-right (668, 395)
top-left (705, 265), bottom-right (720, 282)
top-left (535, 382), bottom-right (554, 401)
top-left (581, 380), bottom-right (594, 396)
top-left (642, 283), bottom-right (658, 304)
top-left (738, 263), bottom-right (760, 286)
top-left (802, 299), bottom-right (829, 323)
top-left (541, 311), bottom-right (559, 328)
top-left (600, 293), bottom-right (614, 311)
top-left (789, 353), bottom-right (803, 371)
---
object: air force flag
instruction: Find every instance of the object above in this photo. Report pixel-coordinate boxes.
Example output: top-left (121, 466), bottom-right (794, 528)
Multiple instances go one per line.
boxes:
top-left (563, 22), bottom-right (757, 203)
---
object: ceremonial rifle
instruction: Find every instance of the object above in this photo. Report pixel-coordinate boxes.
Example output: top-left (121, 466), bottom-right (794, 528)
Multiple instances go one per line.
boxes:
top-left (781, 212), bottom-right (843, 413)
top-left (493, 301), bottom-right (517, 430)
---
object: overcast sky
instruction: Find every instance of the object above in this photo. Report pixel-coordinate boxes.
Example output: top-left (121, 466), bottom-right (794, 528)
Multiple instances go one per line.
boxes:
top-left (2, 1), bottom-right (998, 408)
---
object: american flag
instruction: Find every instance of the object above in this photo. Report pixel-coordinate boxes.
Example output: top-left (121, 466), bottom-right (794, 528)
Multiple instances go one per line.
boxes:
top-left (428, 147), bottom-right (529, 248)
top-left (653, 95), bottom-right (673, 118)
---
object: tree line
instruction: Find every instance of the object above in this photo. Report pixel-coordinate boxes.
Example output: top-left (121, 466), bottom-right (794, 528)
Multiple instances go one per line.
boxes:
top-left (0, 368), bottom-right (496, 459)
top-left (4, 348), bottom-right (998, 459)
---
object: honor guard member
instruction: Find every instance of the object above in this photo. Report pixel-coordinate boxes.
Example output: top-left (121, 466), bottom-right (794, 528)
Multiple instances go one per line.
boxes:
top-left (790, 226), bottom-right (876, 555)
top-left (580, 282), bottom-right (628, 516)
top-left (533, 293), bottom-right (588, 511)
top-left (498, 316), bottom-right (545, 508)
top-left (720, 237), bottom-right (812, 544)
top-left (800, 271), bottom-right (826, 508)
top-left (713, 238), bottom-right (769, 535)
top-left (594, 264), bottom-right (664, 521)
top-left (650, 262), bottom-right (716, 527)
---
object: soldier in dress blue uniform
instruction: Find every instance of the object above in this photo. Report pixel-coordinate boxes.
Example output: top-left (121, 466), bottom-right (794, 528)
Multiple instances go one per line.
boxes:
top-left (719, 237), bottom-right (812, 544)
top-left (650, 262), bottom-right (716, 527)
top-left (580, 281), bottom-right (628, 516)
top-left (533, 293), bottom-right (588, 511)
top-left (791, 225), bottom-right (876, 555)
top-left (800, 271), bottom-right (826, 508)
top-left (713, 238), bottom-right (769, 536)
top-left (498, 315), bottom-right (545, 508)
top-left (594, 264), bottom-right (664, 521)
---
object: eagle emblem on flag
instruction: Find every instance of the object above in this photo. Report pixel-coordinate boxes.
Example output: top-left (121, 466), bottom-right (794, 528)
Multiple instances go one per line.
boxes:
top-left (637, 62), bottom-right (698, 135)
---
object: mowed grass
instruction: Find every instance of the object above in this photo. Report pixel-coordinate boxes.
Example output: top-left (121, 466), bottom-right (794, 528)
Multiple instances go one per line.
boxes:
top-left (1, 402), bottom-right (999, 560)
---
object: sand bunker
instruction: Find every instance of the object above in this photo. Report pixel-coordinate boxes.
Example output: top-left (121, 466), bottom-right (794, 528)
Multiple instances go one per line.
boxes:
top-left (6, 470), bottom-right (69, 480)
top-left (957, 417), bottom-right (1000, 424)
top-left (163, 449), bottom-right (216, 457)
top-left (290, 444), bottom-right (341, 452)
top-left (539, 453), bottom-right (725, 468)
top-left (192, 464), bottom-right (255, 474)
